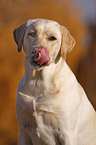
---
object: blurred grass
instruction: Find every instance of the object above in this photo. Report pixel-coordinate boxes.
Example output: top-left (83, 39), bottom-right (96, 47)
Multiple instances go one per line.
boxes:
top-left (0, 0), bottom-right (95, 145)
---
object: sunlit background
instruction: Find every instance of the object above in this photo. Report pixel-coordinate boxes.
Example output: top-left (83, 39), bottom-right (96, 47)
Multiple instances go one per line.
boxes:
top-left (0, 0), bottom-right (96, 144)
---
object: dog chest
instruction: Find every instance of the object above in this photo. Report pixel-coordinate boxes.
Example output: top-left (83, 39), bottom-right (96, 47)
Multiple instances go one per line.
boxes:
top-left (25, 108), bottom-right (65, 145)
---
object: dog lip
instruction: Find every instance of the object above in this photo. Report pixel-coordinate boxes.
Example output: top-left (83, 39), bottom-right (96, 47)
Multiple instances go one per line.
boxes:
top-left (33, 59), bottom-right (50, 68)
top-left (33, 58), bottom-right (50, 67)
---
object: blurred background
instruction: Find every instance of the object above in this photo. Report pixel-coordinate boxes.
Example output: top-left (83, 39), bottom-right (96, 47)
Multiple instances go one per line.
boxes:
top-left (0, 0), bottom-right (96, 144)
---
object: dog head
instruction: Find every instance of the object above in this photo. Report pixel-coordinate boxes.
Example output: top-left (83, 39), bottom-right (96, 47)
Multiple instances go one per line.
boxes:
top-left (13, 18), bottom-right (75, 69)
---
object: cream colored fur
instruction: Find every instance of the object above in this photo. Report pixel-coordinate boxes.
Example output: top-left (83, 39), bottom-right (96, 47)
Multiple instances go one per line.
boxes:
top-left (13, 18), bottom-right (96, 145)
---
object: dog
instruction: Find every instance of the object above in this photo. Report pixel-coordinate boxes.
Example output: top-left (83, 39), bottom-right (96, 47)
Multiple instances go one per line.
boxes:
top-left (13, 18), bottom-right (96, 145)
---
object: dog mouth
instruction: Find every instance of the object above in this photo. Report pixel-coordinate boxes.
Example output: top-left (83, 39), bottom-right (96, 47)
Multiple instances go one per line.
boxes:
top-left (33, 61), bottom-right (49, 67)
top-left (31, 48), bottom-right (50, 68)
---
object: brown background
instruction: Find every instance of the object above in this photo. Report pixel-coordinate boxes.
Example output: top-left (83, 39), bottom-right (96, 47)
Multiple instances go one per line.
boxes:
top-left (0, 0), bottom-right (96, 145)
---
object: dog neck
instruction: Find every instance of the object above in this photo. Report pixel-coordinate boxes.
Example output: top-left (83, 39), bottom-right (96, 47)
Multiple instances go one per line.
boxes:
top-left (24, 57), bottom-right (62, 80)
top-left (24, 57), bottom-right (65, 94)
top-left (24, 57), bottom-right (76, 98)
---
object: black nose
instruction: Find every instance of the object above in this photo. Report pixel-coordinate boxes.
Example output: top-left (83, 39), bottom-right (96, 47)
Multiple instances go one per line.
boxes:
top-left (32, 49), bottom-right (36, 54)
top-left (32, 49), bottom-right (39, 60)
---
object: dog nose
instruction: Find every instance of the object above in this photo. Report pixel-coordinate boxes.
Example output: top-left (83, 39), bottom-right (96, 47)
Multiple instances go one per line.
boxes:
top-left (32, 49), bottom-right (39, 60)
top-left (32, 49), bottom-right (36, 54)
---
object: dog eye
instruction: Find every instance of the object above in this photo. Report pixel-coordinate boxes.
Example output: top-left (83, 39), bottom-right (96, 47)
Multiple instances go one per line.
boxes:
top-left (28, 31), bottom-right (37, 37)
top-left (48, 36), bottom-right (57, 41)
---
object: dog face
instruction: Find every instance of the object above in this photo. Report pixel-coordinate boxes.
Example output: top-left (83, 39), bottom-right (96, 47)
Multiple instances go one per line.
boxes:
top-left (13, 18), bottom-right (75, 69)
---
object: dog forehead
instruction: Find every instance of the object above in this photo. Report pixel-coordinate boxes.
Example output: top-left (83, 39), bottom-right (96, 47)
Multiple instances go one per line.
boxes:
top-left (26, 19), bottom-right (60, 33)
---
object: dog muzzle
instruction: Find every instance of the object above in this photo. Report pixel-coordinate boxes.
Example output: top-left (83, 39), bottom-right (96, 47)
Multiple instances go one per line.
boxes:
top-left (32, 48), bottom-right (50, 67)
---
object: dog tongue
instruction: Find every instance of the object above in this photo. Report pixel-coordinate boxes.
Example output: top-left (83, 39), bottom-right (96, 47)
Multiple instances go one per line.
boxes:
top-left (35, 48), bottom-right (50, 65)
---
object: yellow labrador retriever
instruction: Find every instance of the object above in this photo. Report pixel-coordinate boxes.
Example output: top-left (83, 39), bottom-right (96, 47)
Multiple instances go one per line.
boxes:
top-left (13, 18), bottom-right (96, 145)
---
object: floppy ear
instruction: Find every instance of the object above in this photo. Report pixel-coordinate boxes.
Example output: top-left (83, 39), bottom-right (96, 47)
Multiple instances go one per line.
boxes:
top-left (60, 26), bottom-right (76, 59)
top-left (13, 22), bottom-right (26, 52)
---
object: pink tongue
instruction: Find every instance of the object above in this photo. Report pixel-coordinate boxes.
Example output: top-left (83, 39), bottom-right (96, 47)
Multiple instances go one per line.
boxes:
top-left (34, 48), bottom-right (50, 65)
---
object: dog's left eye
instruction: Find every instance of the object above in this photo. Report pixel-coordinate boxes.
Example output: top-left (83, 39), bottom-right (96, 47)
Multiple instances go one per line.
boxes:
top-left (48, 36), bottom-right (57, 41)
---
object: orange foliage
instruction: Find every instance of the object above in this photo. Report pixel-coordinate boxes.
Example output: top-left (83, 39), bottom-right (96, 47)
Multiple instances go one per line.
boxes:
top-left (76, 24), bottom-right (96, 109)
top-left (0, 0), bottom-right (88, 145)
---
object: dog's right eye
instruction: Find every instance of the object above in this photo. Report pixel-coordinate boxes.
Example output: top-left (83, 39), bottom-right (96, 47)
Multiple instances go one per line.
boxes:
top-left (28, 31), bottom-right (36, 37)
